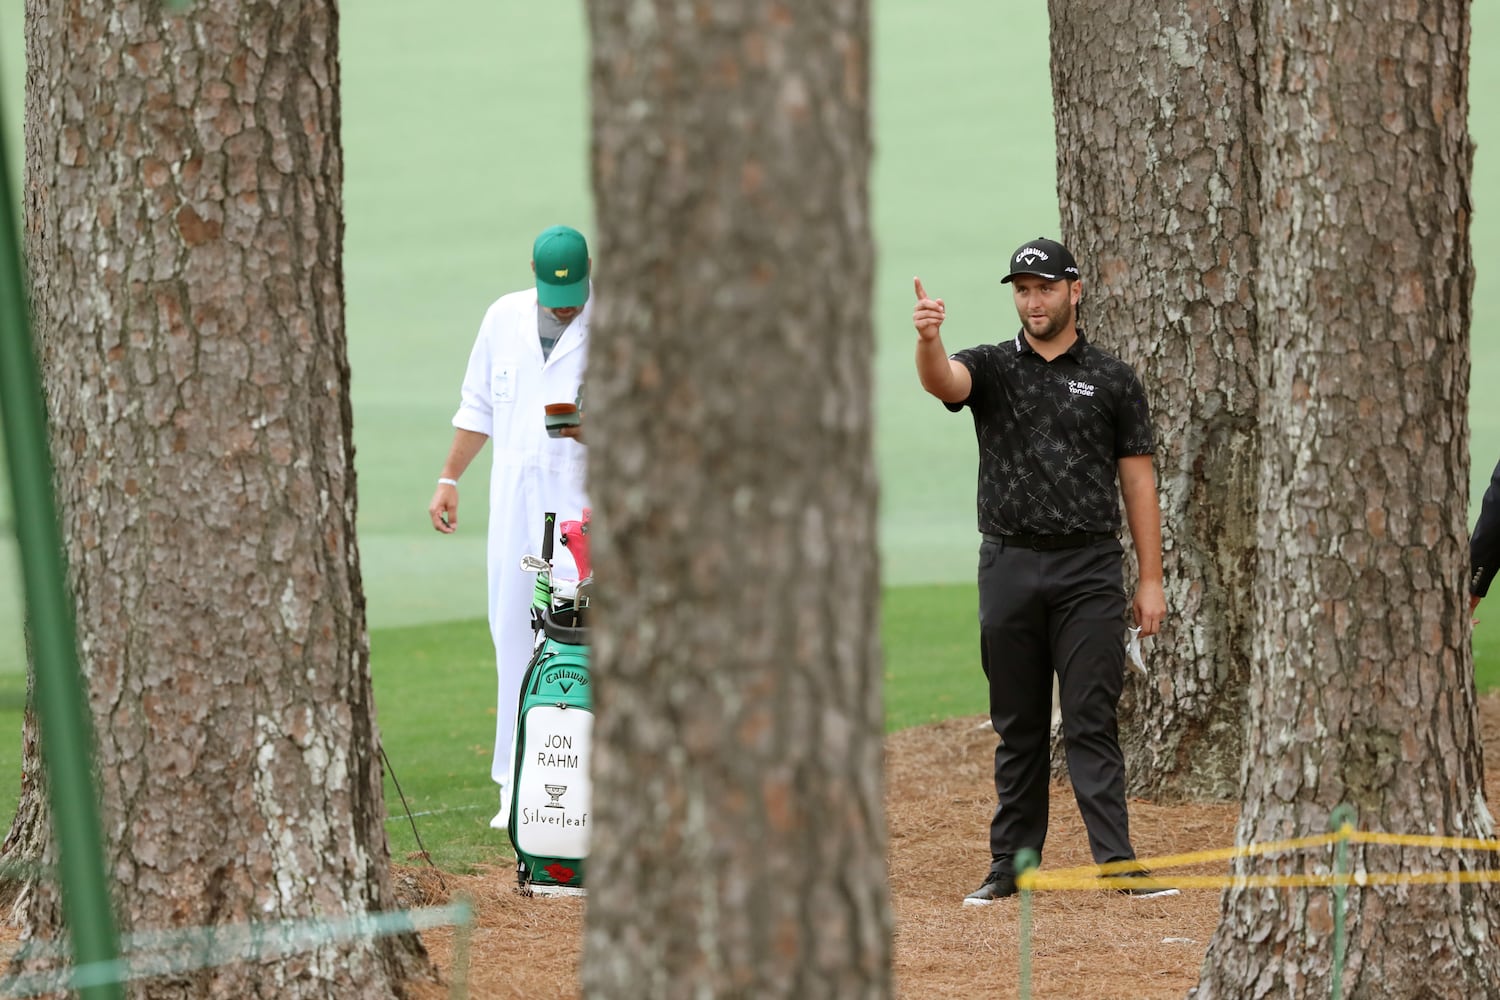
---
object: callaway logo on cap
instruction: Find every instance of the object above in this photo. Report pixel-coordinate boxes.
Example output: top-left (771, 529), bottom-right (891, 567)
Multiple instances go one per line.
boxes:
top-left (1001, 237), bottom-right (1080, 283)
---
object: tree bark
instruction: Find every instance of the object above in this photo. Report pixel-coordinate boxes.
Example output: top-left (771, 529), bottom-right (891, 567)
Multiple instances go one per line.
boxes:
top-left (581, 2), bottom-right (890, 997)
top-left (0, 640), bottom-right (45, 916)
top-left (1048, 0), bottom-right (1260, 800)
top-left (11, 2), bottom-right (433, 995)
top-left (1193, 2), bottom-right (1500, 996)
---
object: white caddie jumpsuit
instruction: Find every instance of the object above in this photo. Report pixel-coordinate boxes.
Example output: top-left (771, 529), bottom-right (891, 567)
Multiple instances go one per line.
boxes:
top-left (452, 287), bottom-right (589, 789)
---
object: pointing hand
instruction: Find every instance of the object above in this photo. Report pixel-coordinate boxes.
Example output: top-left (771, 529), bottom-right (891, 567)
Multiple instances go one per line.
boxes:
top-left (913, 276), bottom-right (946, 341)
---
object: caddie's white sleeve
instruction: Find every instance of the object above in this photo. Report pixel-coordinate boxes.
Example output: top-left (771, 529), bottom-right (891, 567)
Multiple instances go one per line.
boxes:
top-left (452, 306), bottom-right (496, 436)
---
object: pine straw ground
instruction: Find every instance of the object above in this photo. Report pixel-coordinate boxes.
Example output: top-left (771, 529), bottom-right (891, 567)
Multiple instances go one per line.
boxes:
top-left (4, 696), bottom-right (1499, 998)
top-left (399, 692), bottom-right (1500, 1000)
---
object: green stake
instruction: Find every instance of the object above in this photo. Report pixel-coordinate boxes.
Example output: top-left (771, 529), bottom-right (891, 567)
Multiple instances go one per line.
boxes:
top-left (1016, 848), bottom-right (1040, 1000)
top-left (1330, 804), bottom-right (1355, 1000)
top-left (0, 62), bottom-right (123, 1000)
top-left (448, 896), bottom-right (474, 1000)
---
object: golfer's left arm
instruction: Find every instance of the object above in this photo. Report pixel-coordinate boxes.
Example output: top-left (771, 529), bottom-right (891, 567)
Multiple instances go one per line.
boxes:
top-left (1119, 454), bottom-right (1166, 637)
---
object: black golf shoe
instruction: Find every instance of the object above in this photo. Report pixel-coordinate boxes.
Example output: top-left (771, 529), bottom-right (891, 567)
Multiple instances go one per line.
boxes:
top-left (963, 869), bottom-right (1018, 905)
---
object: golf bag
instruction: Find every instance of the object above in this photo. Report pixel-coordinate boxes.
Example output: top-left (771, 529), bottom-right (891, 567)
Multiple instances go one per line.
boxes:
top-left (508, 511), bottom-right (593, 896)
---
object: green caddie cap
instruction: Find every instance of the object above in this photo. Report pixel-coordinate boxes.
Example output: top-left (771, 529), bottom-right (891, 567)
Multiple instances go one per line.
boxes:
top-left (533, 225), bottom-right (590, 308)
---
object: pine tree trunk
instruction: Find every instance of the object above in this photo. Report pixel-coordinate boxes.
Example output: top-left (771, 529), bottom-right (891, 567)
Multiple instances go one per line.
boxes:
top-left (0, 657), bottom-right (45, 917)
top-left (581, 2), bottom-right (890, 997)
top-left (12, 2), bottom-right (433, 995)
top-left (1193, 2), bottom-right (1500, 995)
top-left (1048, 0), bottom-right (1260, 800)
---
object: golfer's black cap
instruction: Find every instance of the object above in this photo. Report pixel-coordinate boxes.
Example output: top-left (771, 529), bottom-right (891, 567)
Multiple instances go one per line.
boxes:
top-left (1000, 237), bottom-right (1080, 283)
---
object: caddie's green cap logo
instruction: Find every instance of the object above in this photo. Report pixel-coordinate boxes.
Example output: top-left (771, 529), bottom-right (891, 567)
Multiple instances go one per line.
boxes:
top-left (533, 225), bottom-right (590, 309)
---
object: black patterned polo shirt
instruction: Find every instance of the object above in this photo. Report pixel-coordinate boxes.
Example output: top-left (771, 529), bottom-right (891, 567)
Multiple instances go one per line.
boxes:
top-left (946, 330), bottom-right (1155, 537)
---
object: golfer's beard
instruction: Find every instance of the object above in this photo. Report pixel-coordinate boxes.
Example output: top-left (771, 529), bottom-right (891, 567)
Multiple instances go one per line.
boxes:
top-left (1024, 306), bottom-right (1072, 341)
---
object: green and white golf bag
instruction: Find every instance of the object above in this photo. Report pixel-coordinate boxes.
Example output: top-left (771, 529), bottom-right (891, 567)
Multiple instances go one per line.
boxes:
top-left (508, 512), bottom-right (593, 896)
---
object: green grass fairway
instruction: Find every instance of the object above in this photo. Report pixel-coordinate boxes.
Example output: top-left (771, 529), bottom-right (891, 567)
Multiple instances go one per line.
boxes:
top-left (370, 619), bottom-right (503, 871)
top-left (882, 583), bottom-right (985, 731)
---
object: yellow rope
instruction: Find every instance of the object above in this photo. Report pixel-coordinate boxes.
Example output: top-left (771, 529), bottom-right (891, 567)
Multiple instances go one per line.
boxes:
top-left (1026, 870), bottom-right (1500, 892)
top-left (1015, 827), bottom-right (1500, 893)
top-left (1345, 830), bottom-right (1500, 852)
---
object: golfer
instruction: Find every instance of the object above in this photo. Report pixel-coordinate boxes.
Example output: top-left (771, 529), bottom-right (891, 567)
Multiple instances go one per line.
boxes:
top-left (1468, 455), bottom-right (1500, 622)
top-left (913, 236), bottom-right (1175, 902)
top-left (428, 224), bottom-right (592, 830)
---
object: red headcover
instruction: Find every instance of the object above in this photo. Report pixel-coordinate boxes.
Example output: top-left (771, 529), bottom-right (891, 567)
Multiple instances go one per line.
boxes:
top-left (559, 508), bottom-right (592, 580)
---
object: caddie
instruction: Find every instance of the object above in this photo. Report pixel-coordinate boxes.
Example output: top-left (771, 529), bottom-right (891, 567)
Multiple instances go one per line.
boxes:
top-left (428, 224), bottom-right (592, 829)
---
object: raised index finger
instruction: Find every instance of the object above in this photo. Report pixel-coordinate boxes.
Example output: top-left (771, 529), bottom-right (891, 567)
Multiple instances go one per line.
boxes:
top-left (914, 276), bottom-right (928, 301)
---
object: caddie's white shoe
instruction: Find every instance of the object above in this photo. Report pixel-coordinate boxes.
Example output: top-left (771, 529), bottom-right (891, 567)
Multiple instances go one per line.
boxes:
top-left (489, 785), bottom-right (511, 831)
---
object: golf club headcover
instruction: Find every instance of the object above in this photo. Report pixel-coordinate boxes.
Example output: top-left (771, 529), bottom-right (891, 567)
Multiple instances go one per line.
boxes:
top-left (560, 509), bottom-right (592, 581)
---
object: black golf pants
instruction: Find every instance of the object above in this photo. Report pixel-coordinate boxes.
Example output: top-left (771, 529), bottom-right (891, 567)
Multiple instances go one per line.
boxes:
top-left (978, 535), bottom-right (1135, 872)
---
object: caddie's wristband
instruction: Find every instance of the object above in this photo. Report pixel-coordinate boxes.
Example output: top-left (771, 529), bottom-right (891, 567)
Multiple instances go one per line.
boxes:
top-left (437, 477), bottom-right (459, 488)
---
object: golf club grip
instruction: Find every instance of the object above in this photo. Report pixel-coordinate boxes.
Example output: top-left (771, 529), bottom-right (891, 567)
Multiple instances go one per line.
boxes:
top-left (542, 512), bottom-right (556, 562)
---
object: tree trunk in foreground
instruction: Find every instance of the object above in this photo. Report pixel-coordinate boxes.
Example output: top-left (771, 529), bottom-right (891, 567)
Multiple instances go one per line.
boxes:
top-left (1048, 0), bottom-right (1260, 801)
top-left (11, 2), bottom-right (433, 995)
top-left (1194, 3), bottom-right (1500, 996)
top-left (581, 2), bottom-right (891, 997)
